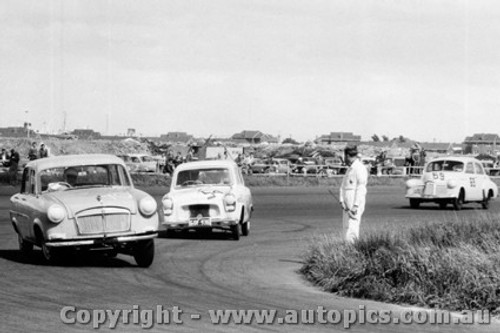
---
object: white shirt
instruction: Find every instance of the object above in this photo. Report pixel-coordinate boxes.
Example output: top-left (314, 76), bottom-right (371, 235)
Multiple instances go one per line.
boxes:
top-left (339, 158), bottom-right (368, 208)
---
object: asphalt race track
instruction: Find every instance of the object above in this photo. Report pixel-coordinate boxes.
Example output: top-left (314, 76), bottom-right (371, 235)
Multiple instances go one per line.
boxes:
top-left (0, 185), bottom-right (499, 332)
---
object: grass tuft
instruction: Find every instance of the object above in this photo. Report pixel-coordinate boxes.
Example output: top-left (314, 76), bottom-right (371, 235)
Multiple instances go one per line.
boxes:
top-left (301, 214), bottom-right (500, 312)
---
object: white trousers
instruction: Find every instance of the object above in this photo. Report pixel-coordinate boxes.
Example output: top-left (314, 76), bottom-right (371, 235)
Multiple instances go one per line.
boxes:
top-left (341, 191), bottom-right (365, 243)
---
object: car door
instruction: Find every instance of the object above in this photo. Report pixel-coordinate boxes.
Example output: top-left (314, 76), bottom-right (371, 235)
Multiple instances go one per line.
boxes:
top-left (464, 162), bottom-right (479, 200)
top-left (11, 168), bottom-right (36, 240)
top-left (474, 162), bottom-right (487, 200)
top-left (235, 167), bottom-right (252, 220)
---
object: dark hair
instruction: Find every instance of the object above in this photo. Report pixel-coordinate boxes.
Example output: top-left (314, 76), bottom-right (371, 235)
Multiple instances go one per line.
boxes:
top-left (344, 146), bottom-right (358, 157)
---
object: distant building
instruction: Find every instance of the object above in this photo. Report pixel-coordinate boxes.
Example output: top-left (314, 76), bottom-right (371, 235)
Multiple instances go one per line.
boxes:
top-left (127, 128), bottom-right (136, 137)
top-left (420, 142), bottom-right (455, 155)
top-left (0, 125), bottom-right (35, 138)
top-left (463, 133), bottom-right (500, 155)
top-left (70, 129), bottom-right (101, 140)
top-left (159, 132), bottom-right (194, 143)
top-left (315, 132), bottom-right (361, 145)
top-left (230, 130), bottom-right (278, 144)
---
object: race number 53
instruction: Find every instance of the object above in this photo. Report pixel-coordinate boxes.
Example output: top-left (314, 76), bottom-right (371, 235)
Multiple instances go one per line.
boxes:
top-left (470, 177), bottom-right (476, 187)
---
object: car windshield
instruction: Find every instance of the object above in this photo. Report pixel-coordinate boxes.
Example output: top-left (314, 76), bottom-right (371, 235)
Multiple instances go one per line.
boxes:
top-left (40, 164), bottom-right (131, 191)
top-left (176, 168), bottom-right (232, 187)
top-left (426, 161), bottom-right (464, 172)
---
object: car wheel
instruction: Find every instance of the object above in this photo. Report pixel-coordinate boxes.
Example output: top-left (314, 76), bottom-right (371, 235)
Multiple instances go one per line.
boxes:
top-left (133, 239), bottom-right (155, 268)
top-left (18, 234), bottom-right (33, 255)
top-left (453, 190), bottom-right (465, 211)
top-left (409, 199), bottom-right (420, 209)
top-left (231, 223), bottom-right (240, 241)
top-left (439, 202), bottom-right (447, 210)
top-left (482, 191), bottom-right (492, 210)
top-left (242, 220), bottom-right (250, 236)
top-left (41, 240), bottom-right (61, 263)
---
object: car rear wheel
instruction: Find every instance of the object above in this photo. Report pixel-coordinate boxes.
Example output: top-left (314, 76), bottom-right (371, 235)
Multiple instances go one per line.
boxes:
top-left (242, 220), bottom-right (250, 236)
top-left (18, 234), bottom-right (33, 255)
top-left (133, 239), bottom-right (155, 268)
top-left (453, 190), bottom-right (465, 211)
top-left (409, 199), bottom-right (420, 209)
top-left (482, 191), bottom-right (492, 210)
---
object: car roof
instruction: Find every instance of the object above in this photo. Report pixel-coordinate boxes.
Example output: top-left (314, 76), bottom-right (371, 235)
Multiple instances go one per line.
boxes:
top-left (175, 160), bottom-right (238, 172)
top-left (428, 156), bottom-right (480, 163)
top-left (26, 154), bottom-right (126, 171)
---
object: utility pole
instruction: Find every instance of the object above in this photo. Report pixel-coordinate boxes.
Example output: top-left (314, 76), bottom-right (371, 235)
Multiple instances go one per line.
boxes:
top-left (25, 110), bottom-right (30, 138)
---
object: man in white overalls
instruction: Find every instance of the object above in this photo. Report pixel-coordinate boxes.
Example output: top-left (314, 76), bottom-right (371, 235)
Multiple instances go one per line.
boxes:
top-left (339, 146), bottom-right (368, 243)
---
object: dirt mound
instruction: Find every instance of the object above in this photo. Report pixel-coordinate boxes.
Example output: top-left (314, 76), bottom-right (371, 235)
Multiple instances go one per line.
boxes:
top-left (0, 137), bottom-right (152, 158)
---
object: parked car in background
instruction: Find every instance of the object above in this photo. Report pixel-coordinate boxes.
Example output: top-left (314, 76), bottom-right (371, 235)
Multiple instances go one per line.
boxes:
top-left (291, 157), bottom-right (317, 175)
top-left (268, 158), bottom-right (291, 174)
top-left (117, 154), bottom-right (160, 173)
top-left (323, 156), bottom-right (346, 175)
top-left (161, 160), bottom-right (253, 240)
top-left (248, 158), bottom-right (271, 174)
top-left (379, 156), bottom-right (407, 175)
top-left (9, 154), bottom-right (159, 266)
top-left (405, 157), bottom-right (498, 210)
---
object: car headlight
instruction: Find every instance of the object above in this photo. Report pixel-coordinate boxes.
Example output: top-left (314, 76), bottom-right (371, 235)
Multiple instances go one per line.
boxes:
top-left (447, 180), bottom-right (457, 189)
top-left (224, 193), bottom-right (237, 212)
top-left (406, 179), bottom-right (420, 188)
top-left (162, 197), bottom-right (174, 215)
top-left (47, 204), bottom-right (66, 223)
top-left (139, 196), bottom-right (157, 216)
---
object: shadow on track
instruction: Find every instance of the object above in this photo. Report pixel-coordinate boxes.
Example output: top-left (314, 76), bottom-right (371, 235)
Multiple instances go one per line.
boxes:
top-left (0, 249), bottom-right (135, 267)
top-left (158, 229), bottom-right (236, 241)
top-left (394, 205), bottom-right (478, 211)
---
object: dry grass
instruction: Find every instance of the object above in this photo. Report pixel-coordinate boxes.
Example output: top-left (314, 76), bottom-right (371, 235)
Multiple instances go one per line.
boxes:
top-left (300, 214), bottom-right (500, 312)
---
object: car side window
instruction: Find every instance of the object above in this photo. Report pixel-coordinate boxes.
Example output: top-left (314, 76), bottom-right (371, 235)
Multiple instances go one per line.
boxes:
top-left (20, 168), bottom-right (29, 194)
top-left (465, 162), bottom-right (474, 174)
top-left (29, 169), bottom-right (36, 194)
top-left (236, 168), bottom-right (244, 185)
top-left (474, 163), bottom-right (485, 175)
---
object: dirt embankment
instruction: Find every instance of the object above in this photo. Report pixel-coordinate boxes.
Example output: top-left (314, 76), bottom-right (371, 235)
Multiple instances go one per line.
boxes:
top-left (0, 137), bottom-right (152, 157)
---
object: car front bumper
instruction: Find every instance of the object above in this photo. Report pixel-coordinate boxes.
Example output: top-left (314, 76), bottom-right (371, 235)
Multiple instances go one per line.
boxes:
top-left (162, 217), bottom-right (238, 231)
top-left (45, 231), bottom-right (158, 247)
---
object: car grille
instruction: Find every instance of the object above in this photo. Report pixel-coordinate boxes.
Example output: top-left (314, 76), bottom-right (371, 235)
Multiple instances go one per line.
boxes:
top-left (189, 205), bottom-right (210, 218)
top-left (75, 209), bottom-right (131, 235)
top-left (423, 182), bottom-right (435, 196)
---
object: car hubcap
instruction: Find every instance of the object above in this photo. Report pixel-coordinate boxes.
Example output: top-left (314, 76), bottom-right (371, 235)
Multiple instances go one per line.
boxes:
top-left (42, 243), bottom-right (51, 260)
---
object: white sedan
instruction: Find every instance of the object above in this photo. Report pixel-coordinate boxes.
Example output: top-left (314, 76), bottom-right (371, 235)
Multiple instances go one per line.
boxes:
top-left (161, 160), bottom-right (253, 240)
top-left (405, 156), bottom-right (498, 210)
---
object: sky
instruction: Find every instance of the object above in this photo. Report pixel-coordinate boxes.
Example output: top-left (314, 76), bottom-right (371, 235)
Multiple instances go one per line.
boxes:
top-left (1, 0), bottom-right (500, 142)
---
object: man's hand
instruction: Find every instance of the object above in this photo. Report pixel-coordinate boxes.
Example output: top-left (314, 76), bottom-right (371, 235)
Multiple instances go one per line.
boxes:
top-left (348, 205), bottom-right (358, 219)
top-left (339, 201), bottom-right (347, 211)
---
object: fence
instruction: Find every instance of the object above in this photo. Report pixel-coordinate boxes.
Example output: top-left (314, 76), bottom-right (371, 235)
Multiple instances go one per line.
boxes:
top-left (252, 165), bottom-right (500, 178)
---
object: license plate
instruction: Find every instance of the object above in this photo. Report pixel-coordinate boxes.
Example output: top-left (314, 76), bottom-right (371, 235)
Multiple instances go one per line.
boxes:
top-left (189, 218), bottom-right (211, 227)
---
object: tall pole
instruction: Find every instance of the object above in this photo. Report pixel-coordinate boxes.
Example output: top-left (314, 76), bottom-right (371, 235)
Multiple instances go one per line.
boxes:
top-left (25, 110), bottom-right (30, 139)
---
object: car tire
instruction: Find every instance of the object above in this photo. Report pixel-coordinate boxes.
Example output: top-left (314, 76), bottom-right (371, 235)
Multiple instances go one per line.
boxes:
top-left (242, 220), bottom-right (250, 236)
top-left (439, 202), bottom-right (447, 210)
top-left (409, 199), bottom-right (420, 209)
top-left (41, 240), bottom-right (61, 263)
top-left (133, 239), bottom-right (155, 268)
top-left (231, 223), bottom-right (240, 241)
top-left (18, 233), bottom-right (33, 255)
top-left (482, 191), bottom-right (492, 210)
top-left (453, 190), bottom-right (465, 211)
